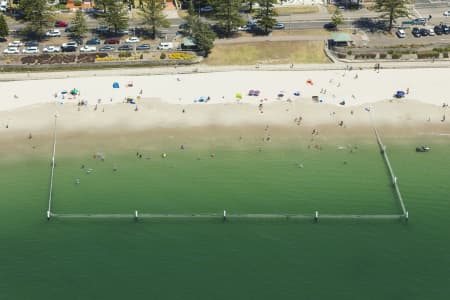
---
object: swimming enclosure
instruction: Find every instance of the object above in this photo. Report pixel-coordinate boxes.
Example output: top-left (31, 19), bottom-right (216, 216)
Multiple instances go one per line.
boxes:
top-left (46, 112), bottom-right (409, 223)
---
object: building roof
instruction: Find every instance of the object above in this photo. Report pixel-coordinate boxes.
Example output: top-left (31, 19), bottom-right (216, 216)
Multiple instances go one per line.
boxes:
top-left (331, 32), bottom-right (352, 42)
top-left (182, 37), bottom-right (196, 47)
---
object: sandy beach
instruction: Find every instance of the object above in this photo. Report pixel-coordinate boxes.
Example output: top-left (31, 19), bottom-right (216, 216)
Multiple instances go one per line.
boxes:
top-left (0, 68), bottom-right (448, 157)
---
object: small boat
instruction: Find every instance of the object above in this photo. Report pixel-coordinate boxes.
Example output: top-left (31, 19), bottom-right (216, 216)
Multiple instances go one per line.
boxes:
top-left (416, 146), bottom-right (430, 152)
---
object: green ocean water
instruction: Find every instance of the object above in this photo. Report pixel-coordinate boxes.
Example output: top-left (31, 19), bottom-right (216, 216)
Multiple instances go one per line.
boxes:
top-left (0, 140), bottom-right (449, 299)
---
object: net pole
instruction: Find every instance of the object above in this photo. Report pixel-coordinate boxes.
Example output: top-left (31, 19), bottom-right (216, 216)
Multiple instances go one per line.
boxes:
top-left (47, 114), bottom-right (57, 220)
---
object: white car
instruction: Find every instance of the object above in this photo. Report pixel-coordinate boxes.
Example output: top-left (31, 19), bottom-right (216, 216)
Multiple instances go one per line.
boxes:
top-left (45, 29), bottom-right (61, 37)
top-left (428, 28), bottom-right (435, 36)
top-left (22, 47), bottom-right (39, 54)
top-left (3, 47), bottom-right (19, 54)
top-left (125, 36), bottom-right (140, 43)
top-left (157, 42), bottom-right (173, 50)
top-left (444, 11), bottom-right (450, 16)
top-left (8, 40), bottom-right (23, 47)
top-left (43, 46), bottom-right (61, 53)
top-left (0, 5), bottom-right (7, 12)
top-left (62, 41), bottom-right (78, 48)
top-left (80, 45), bottom-right (97, 52)
top-left (396, 29), bottom-right (406, 38)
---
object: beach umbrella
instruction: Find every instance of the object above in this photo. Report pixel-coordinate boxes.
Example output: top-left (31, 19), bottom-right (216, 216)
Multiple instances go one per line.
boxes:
top-left (70, 88), bottom-right (79, 95)
top-left (294, 91), bottom-right (300, 96)
top-left (235, 93), bottom-right (242, 99)
top-left (339, 101), bottom-right (346, 105)
top-left (61, 89), bottom-right (68, 94)
top-left (113, 82), bottom-right (120, 88)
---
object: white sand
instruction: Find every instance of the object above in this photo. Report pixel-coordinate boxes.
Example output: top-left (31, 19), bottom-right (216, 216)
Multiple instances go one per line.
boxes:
top-left (1, 68), bottom-right (449, 112)
top-left (0, 68), bottom-right (448, 141)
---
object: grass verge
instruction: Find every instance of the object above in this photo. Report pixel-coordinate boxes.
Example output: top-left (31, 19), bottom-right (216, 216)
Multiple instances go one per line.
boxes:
top-left (204, 41), bottom-right (330, 65)
top-left (274, 6), bottom-right (319, 15)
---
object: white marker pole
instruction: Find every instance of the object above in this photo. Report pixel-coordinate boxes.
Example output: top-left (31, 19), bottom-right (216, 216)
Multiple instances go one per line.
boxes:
top-left (223, 210), bottom-right (227, 221)
top-left (315, 211), bottom-right (319, 222)
top-left (134, 210), bottom-right (138, 220)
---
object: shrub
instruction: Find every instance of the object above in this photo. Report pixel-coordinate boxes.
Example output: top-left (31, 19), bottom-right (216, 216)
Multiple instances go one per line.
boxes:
top-left (379, 53), bottom-right (387, 59)
top-left (347, 50), bottom-right (352, 55)
top-left (391, 52), bottom-right (401, 59)
top-left (167, 52), bottom-right (196, 60)
top-left (118, 51), bottom-right (132, 58)
top-left (337, 53), bottom-right (346, 59)
top-left (387, 50), bottom-right (394, 55)
top-left (74, 0), bottom-right (82, 6)
top-left (444, 52), bottom-right (449, 58)
top-left (417, 51), bottom-right (439, 59)
top-left (160, 52), bottom-right (166, 59)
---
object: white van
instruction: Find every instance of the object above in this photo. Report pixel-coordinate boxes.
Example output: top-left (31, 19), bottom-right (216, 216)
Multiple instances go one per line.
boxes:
top-left (157, 42), bottom-right (173, 50)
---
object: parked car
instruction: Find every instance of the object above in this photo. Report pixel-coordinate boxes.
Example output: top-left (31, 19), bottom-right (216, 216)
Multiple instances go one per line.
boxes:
top-left (412, 18), bottom-right (426, 25)
top-left (104, 38), bottom-right (120, 44)
top-left (24, 40), bottom-right (39, 47)
top-left (412, 27), bottom-right (421, 37)
top-left (8, 40), bottom-right (23, 47)
top-left (43, 46), bottom-right (61, 53)
top-left (157, 42), bottom-right (173, 50)
top-left (55, 21), bottom-right (69, 27)
top-left (99, 45), bottom-right (115, 51)
top-left (441, 24), bottom-right (450, 34)
top-left (3, 47), bottom-right (19, 54)
top-left (237, 25), bottom-right (251, 31)
top-left (136, 44), bottom-right (151, 50)
top-left (45, 29), bottom-right (61, 37)
top-left (419, 28), bottom-right (429, 36)
top-left (96, 25), bottom-right (110, 33)
top-left (323, 22), bottom-right (337, 31)
top-left (117, 29), bottom-right (130, 35)
top-left (434, 25), bottom-right (443, 35)
top-left (125, 36), bottom-right (140, 43)
top-left (62, 41), bottom-right (78, 48)
top-left (273, 23), bottom-right (285, 30)
top-left (61, 45), bottom-right (77, 52)
top-left (80, 45), bottom-right (97, 52)
top-left (86, 38), bottom-right (101, 45)
top-left (0, 4), bottom-right (7, 12)
top-left (199, 6), bottom-right (213, 13)
top-left (396, 28), bottom-right (406, 38)
top-left (443, 11), bottom-right (450, 16)
top-left (428, 28), bottom-right (435, 36)
top-left (118, 44), bottom-right (133, 51)
top-left (22, 47), bottom-right (39, 54)
top-left (64, 26), bottom-right (75, 33)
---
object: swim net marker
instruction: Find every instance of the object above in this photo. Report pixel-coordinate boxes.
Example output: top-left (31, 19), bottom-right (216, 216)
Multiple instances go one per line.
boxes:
top-left (46, 111), bottom-right (408, 222)
top-left (47, 114), bottom-right (57, 220)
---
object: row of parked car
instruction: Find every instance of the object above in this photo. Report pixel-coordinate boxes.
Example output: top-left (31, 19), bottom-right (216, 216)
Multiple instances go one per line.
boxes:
top-left (397, 24), bottom-right (450, 38)
top-left (3, 39), bottom-right (174, 54)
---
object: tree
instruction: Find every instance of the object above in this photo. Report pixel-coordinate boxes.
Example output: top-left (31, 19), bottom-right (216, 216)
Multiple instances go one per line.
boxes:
top-left (71, 10), bottom-right (88, 38)
top-left (247, 0), bottom-right (257, 13)
top-left (95, 0), bottom-right (111, 13)
top-left (212, 0), bottom-right (243, 37)
top-left (0, 14), bottom-right (8, 38)
top-left (19, 0), bottom-right (54, 38)
top-left (103, 1), bottom-right (129, 33)
top-left (254, 0), bottom-right (277, 35)
top-left (183, 0), bottom-right (197, 35)
top-left (192, 21), bottom-right (216, 56)
top-left (331, 8), bottom-right (344, 28)
top-left (184, 1), bottom-right (216, 56)
top-left (374, 0), bottom-right (412, 31)
top-left (140, 0), bottom-right (170, 39)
